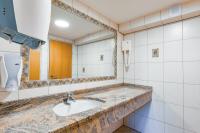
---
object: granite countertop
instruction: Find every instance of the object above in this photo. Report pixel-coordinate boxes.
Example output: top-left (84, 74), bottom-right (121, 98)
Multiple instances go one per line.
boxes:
top-left (0, 84), bottom-right (152, 133)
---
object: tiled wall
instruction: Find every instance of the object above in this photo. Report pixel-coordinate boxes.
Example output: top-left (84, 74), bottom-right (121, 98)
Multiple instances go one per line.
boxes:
top-left (72, 45), bottom-right (78, 78)
top-left (124, 16), bottom-right (200, 133)
top-left (76, 38), bottom-right (115, 78)
top-left (119, 0), bottom-right (200, 34)
top-left (40, 41), bottom-right (49, 80)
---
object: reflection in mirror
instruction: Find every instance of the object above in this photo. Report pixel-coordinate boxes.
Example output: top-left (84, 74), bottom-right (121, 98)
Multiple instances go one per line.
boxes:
top-left (0, 52), bottom-right (22, 91)
top-left (29, 5), bottom-right (116, 80)
top-left (49, 40), bottom-right (72, 79)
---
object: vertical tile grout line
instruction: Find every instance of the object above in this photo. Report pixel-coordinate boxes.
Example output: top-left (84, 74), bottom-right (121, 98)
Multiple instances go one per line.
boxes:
top-left (145, 17), bottom-right (149, 87)
top-left (181, 18), bottom-right (185, 132)
top-left (77, 45), bottom-right (78, 78)
top-left (133, 33), bottom-right (136, 129)
top-left (133, 33), bottom-right (135, 86)
top-left (162, 23), bottom-right (165, 133)
top-left (122, 34), bottom-right (125, 84)
top-left (147, 29), bottom-right (149, 86)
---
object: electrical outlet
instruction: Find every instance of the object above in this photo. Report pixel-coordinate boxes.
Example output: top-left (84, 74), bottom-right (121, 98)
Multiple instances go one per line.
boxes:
top-left (100, 55), bottom-right (104, 61)
top-left (82, 67), bottom-right (85, 73)
top-left (152, 48), bottom-right (159, 58)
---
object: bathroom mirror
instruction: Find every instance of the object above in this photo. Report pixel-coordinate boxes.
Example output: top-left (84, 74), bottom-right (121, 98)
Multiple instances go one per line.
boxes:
top-left (28, 5), bottom-right (116, 81)
top-left (19, 0), bottom-right (117, 89)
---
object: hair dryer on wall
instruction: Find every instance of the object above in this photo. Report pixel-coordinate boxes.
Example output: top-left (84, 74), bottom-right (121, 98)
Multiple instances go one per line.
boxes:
top-left (122, 40), bottom-right (132, 69)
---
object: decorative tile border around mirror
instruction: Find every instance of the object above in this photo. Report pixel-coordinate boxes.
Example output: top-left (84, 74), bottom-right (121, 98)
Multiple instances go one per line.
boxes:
top-left (20, 0), bottom-right (117, 89)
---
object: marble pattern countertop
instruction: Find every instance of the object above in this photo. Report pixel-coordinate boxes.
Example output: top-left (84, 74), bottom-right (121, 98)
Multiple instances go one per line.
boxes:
top-left (0, 84), bottom-right (152, 133)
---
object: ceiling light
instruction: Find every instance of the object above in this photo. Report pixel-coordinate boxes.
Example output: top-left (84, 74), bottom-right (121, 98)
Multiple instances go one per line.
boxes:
top-left (55, 20), bottom-right (69, 28)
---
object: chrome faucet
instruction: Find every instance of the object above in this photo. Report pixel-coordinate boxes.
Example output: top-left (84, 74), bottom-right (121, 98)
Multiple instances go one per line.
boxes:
top-left (63, 92), bottom-right (75, 105)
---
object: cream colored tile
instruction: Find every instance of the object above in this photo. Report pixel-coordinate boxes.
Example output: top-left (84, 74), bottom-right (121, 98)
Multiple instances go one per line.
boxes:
top-left (164, 83), bottom-right (183, 105)
top-left (184, 84), bottom-right (200, 109)
top-left (184, 107), bottom-right (200, 133)
top-left (164, 22), bottom-right (182, 42)
top-left (165, 103), bottom-right (184, 127)
top-left (19, 87), bottom-right (49, 99)
top-left (183, 16), bottom-right (200, 39)
top-left (0, 91), bottom-right (18, 102)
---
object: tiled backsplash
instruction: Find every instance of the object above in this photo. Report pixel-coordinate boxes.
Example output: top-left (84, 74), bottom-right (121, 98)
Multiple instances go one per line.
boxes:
top-left (124, 16), bottom-right (200, 133)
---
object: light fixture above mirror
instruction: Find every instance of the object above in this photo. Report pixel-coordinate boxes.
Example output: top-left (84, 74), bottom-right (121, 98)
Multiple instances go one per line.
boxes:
top-left (55, 20), bottom-right (70, 28)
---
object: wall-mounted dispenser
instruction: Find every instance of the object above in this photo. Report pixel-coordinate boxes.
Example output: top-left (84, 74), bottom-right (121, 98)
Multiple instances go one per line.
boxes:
top-left (0, 53), bottom-right (22, 91)
top-left (122, 40), bottom-right (132, 68)
top-left (0, 0), bottom-right (51, 49)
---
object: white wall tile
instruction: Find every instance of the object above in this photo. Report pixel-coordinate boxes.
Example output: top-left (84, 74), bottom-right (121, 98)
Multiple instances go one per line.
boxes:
top-left (134, 115), bottom-right (165, 133)
top-left (161, 6), bottom-right (182, 24)
top-left (136, 101), bottom-right (164, 122)
top-left (183, 38), bottom-right (200, 61)
top-left (165, 124), bottom-right (183, 133)
top-left (0, 91), bottom-right (18, 102)
top-left (19, 87), bottom-right (49, 99)
top-left (135, 63), bottom-right (148, 80)
top-left (164, 62), bottom-right (183, 83)
top-left (183, 16), bottom-right (200, 39)
top-left (124, 33), bottom-right (135, 42)
top-left (148, 27), bottom-right (163, 44)
top-left (145, 12), bottom-right (161, 26)
top-left (135, 31), bottom-right (147, 46)
top-left (164, 22), bottom-right (182, 42)
top-left (184, 84), bottom-right (200, 109)
top-left (77, 39), bottom-right (115, 77)
top-left (132, 17), bottom-right (145, 29)
top-left (182, 1), bottom-right (200, 17)
top-left (165, 103), bottom-right (184, 127)
top-left (135, 80), bottom-right (148, 86)
top-left (164, 41), bottom-right (182, 62)
top-left (148, 81), bottom-right (164, 101)
top-left (184, 107), bottom-right (200, 133)
top-left (183, 62), bottom-right (200, 84)
top-left (183, 130), bottom-right (196, 133)
top-left (164, 83), bottom-right (183, 105)
top-left (149, 63), bottom-right (163, 82)
top-left (135, 46), bottom-right (147, 62)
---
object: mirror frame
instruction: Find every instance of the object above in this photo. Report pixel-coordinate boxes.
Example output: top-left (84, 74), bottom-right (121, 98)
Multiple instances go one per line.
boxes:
top-left (20, 0), bottom-right (117, 89)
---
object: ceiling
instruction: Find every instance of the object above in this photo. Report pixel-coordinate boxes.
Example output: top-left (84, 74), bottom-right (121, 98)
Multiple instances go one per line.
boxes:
top-left (80, 0), bottom-right (191, 24)
top-left (49, 5), bottom-right (103, 41)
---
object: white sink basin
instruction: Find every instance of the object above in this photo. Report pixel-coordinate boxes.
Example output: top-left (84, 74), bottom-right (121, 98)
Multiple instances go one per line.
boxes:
top-left (53, 99), bottom-right (102, 117)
